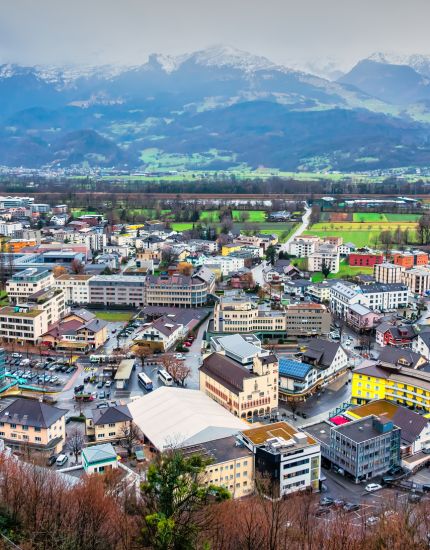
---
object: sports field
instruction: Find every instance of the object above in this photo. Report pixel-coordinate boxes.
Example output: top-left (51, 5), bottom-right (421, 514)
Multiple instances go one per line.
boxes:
top-left (94, 311), bottom-right (134, 322)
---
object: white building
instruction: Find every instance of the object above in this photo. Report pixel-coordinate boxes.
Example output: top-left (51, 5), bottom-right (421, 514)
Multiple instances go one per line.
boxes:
top-left (6, 268), bottom-right (54, 303)
top-left (240, 422), bottom-right (321, 496)
top-left (288, 236), bottom-right (320, 257)
top-left (203, 255), bottom-right (245, 276)
top-left (0, 221), bottom-right (23, 236)
top-left (308, 243), bottom-right (340, 274)
top-left (374, 263), bottom-right (405, 285)
top-left (55, 274), bottom-right (94, 304)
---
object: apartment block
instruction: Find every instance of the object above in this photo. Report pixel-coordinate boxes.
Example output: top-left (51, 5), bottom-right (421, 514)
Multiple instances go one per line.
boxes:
top-left (404, 266), bottom-right (430, 295)
top-left (55, 274), bottom-right (94, 304)
top-left (374, 263), bottom-right (405, 284)
top-left (200, 353), bottom-right (278, 418)
top-left (6, 268), bottom-right (54, 303)
top-left (393, 252), bottom-right (429, 268)
top-left (308, 243), bottom-right (340, 274)
top-left (240, 422), bottom-right (321, 497)
top-left (288, 235), bottom-right (320, 257)
top-left (351, 362), bottom-right (430, 412)
top-left (89, 275), bottom-right (146, 308)
top-left (182, 436), bottom-right (254, 499)
top-left (145, 267), bottom-right (215, 307)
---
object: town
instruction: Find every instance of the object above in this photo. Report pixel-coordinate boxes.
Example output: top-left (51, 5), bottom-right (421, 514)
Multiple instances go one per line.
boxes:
top-left (1, 193), bottom-right (430, 546)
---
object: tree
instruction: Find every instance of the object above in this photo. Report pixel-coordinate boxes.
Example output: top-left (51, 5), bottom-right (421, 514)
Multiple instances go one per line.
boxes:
top-left (321, 259), bottom-right (331, 279)
top-left (134, 345), bottom-right (151, 368)
top-left (52, 265), bottom-right (68, 278)
top-left (265, 245), bottom-right (277, 266)
top-left (162, 355), bottom-right (192, 387)
top-left (66, 428), bottom-right (84, 464)
top-left (141, 449), bottom-right (229, 550)
top-left (380, 230), bottom-right (393, 258)
top-left (70, 259), bottom-right (85, 274)
top-left (120, 421), bottom-right (143, 458)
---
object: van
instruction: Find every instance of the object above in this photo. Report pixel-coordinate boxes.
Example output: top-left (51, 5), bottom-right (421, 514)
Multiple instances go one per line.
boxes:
top-left (56, 454), bottom-right (68, 467)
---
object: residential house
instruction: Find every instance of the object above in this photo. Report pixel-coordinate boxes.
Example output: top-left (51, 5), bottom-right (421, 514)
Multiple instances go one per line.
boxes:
top-left (346, 303), bottom-right (382, 332)
top-left (0, 398), bottom-right (66, 454)
top-left (376, 322), bottom-right (417, 347)
top-left (85, 405), bottom-right (133, 443)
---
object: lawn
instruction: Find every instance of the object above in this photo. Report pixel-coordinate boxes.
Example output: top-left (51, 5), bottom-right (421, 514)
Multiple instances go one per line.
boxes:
top-left (384, 213), bottom-right (422, 222)
top-left (310, 260), bottom-right (374, 282)
top-left (305, 221), bottom-right (418, 248)
top-left (232, 210), bottom-right (266, 222)
top-left (94, 311), bottom-right (134, 322)
top-left (171, 222), bottom-right (194, 231)
top-left (352, 213), bottom-right (387, 222)
top-left (72, 210), bottom-right (99, 218)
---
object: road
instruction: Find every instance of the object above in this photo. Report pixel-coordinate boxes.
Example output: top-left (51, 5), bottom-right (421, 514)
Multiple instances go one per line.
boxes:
top-left (281, 205), bottom-right (312, 252)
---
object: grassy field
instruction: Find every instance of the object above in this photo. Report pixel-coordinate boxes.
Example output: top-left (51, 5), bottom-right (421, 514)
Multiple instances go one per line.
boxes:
top-left (305, 220), bottom-right (418, 247)
top-left (72, 210), bottom-right (99, 217)
top-left (310, 260), bottom-right (374, 282)
top-left (171, 222), bottom-right (194, 231)
top-left (232, 210), bottom-right (266, 222)
top-left (94, 311), bottom-right (134, 322)
top-left (352, 212), bottom-right (421, 223)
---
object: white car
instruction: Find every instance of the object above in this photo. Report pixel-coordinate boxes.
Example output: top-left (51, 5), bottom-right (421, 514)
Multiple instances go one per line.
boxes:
top-left (365, 483), bottom-right (382, 493)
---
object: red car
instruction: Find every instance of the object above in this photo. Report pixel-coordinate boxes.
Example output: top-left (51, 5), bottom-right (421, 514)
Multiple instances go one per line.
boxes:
top-left (184, 342), bottom-right (192, 347)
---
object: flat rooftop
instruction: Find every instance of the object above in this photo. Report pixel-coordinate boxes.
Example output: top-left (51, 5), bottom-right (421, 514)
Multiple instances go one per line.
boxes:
top-left (242, 421), bottom-right (316, 446)
top-left (182, 435), bottom-right (253, 464)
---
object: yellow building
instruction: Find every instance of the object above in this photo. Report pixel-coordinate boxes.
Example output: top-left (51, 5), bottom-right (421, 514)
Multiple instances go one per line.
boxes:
top-left (0, 398), bottom-right (66, 455)
top-left (221, 243), bottom-right (243, 256)
top-left (351, 362), bottom-right (430, 412)
top-left (182, 435), bottom-right (254, 499)
top-left (199, 352), bottom-right (278, 419)
top-left (86, 405), bottom-right (133, 442)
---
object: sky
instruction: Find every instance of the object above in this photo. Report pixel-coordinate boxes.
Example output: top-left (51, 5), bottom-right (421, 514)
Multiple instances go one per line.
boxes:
top-left (1, 0), bottom-right (430, 70)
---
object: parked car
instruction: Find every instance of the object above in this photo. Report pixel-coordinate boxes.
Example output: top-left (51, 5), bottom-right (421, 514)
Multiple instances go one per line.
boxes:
top-left (366, 516), bottom-right (380, 526)
top-left (96, 381), bottom-right (104, 389)
top-left (105, 380), bottom-right (112, 388)
top-left (319, 497), bottom-right (334, 507)
top-left (365, 483), bottom-right (382, 493)
top-left (56, 454), bottom-right (68, 467)
top-left (47, 455), bottom-right (57, 467)
top-left (11, 353), bottom-right (23, 358)
top-left (408, 492), bottom-right (422, 503)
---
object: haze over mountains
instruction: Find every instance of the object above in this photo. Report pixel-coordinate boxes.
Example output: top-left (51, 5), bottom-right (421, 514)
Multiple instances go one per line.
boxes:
top-left (1, 45), bottom-right (430, 172)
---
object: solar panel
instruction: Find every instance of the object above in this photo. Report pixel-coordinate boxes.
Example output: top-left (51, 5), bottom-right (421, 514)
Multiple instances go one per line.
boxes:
top-left (278, 358), bottom-right (312, 379)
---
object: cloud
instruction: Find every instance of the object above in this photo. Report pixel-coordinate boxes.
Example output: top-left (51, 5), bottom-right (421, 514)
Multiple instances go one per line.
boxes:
top-left (0, 0), bottom-right (429, 69)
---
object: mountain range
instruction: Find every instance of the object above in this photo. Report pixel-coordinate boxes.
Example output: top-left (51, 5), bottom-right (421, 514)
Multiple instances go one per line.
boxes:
top-left (1, 45), bottom-right (430, 172)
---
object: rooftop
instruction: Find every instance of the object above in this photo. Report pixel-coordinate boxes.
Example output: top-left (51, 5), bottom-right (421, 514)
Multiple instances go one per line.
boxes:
top-left (200, 353), bottom-right (254, 394)
top-left (181, 435), bottom-right (253, 464)
top-left (127, 387), bottom-right (247, 451)
top-left (242, 421), bottom-right (316, 446)
top-left (0, 398), bottom-right (66, 428)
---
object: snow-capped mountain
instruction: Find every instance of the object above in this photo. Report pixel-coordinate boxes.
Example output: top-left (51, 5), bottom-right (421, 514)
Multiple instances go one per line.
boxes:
top-left (0, 45), bottom-right (429, 171)
top-left (367, 52), bottom-right (430, 77)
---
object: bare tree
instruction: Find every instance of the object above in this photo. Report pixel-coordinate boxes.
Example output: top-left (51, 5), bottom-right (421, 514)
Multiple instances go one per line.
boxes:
top-left (163, 355), bottom-right (192, 387)
top-left (66, 428), bottom-right (85, 464)
top-left (70, 259), bottom-right (85, 274)
top-left (120, 421), bottom-right (143, 457)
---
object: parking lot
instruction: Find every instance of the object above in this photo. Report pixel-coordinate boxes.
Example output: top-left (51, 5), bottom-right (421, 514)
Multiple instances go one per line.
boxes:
top-left (2, 353), bottom-right (78, 391)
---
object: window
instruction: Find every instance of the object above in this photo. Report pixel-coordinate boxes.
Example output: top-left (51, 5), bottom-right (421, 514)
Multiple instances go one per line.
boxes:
top-left (35, 437), bottom-right (41, 442)
top-left (108, 432), bottom-right (115, 437)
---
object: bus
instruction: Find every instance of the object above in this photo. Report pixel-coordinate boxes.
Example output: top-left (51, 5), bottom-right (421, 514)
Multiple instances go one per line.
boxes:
top-left (157, 368), bottom-right (173, 386)
top-left (138, 372), bottom-right (153, 391)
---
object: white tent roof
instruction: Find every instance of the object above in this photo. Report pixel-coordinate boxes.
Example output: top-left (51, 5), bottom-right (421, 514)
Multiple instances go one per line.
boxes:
top-left (128, 387), bottom-right (247, 450)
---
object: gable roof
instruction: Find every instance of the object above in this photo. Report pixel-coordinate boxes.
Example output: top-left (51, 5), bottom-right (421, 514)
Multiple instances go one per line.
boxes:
top-left (378, 347), bottom-right (423, 369)
top-left (302, 339), bottom-right (342, 368)
top-left (0, 398), bottom-right (66, 428)
top-left (91, 405), bottom-right (132, 426)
